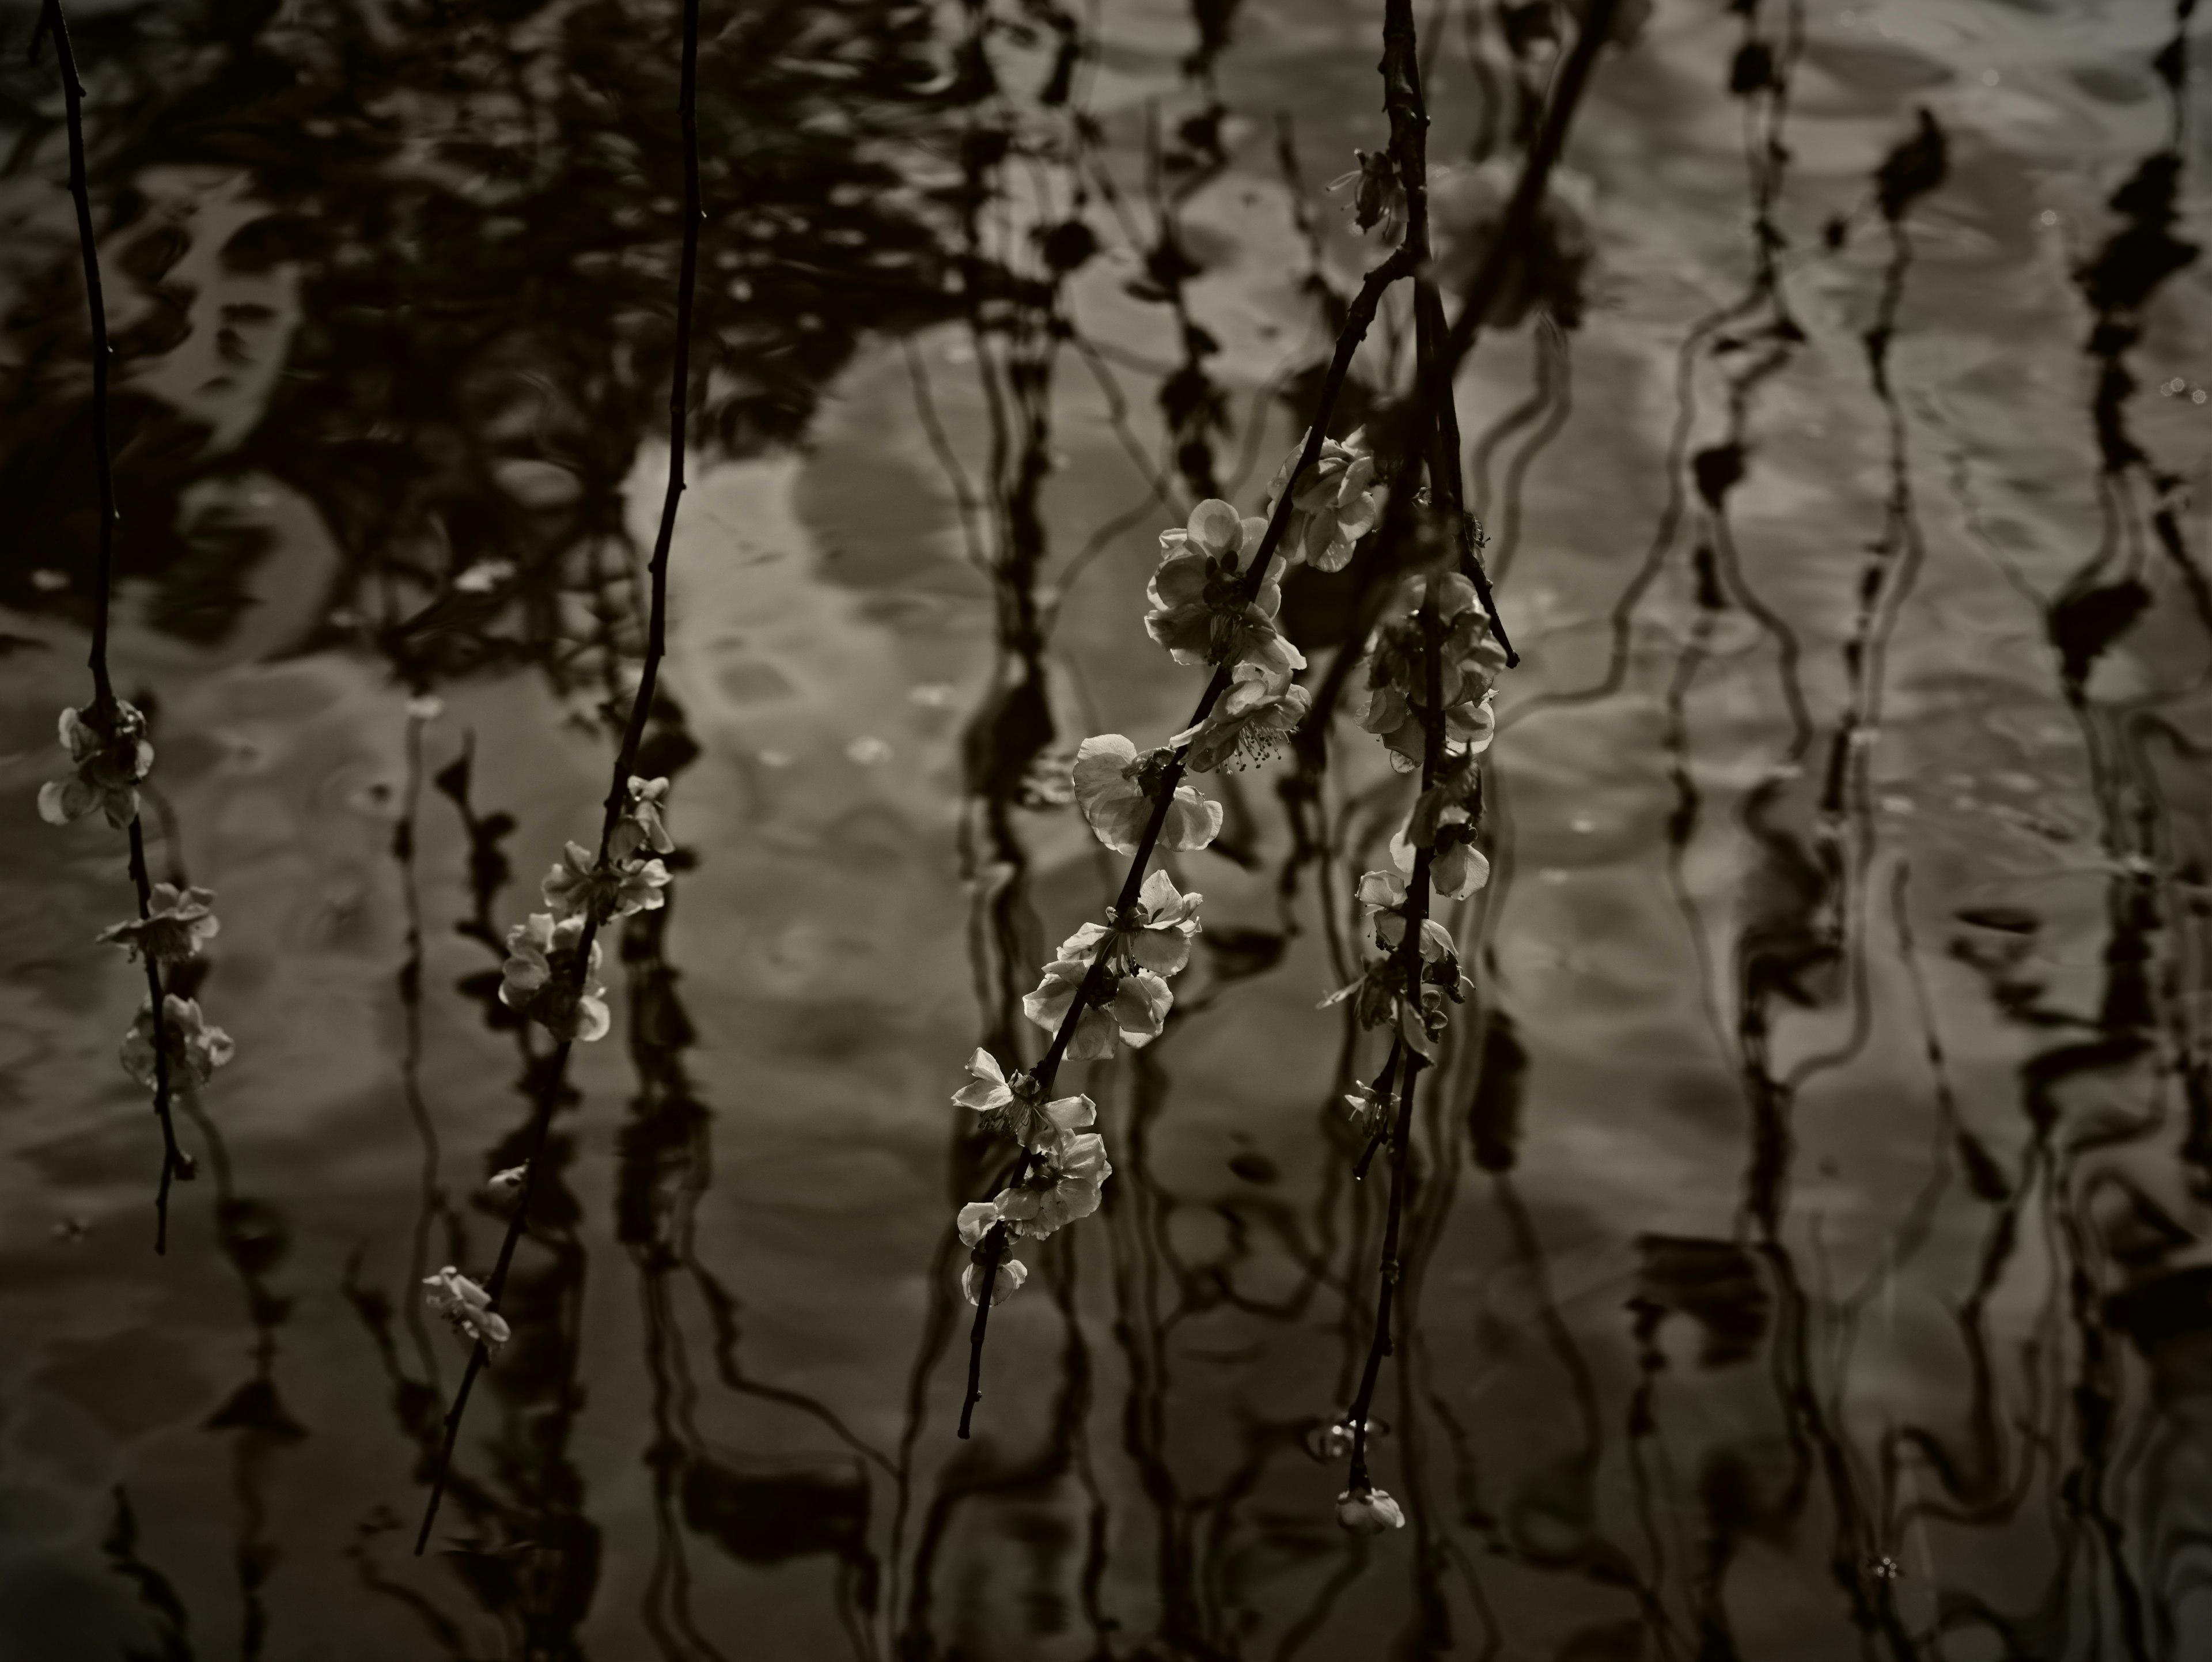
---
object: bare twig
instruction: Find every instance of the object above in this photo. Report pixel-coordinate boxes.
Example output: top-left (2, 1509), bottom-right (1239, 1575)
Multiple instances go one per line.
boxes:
top-left (413, 0), bottom-right (704, 1554)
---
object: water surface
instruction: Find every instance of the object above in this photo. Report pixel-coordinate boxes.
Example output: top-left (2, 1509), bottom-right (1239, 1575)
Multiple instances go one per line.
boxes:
top-left (4, 0), bottom-right (2212, 1657)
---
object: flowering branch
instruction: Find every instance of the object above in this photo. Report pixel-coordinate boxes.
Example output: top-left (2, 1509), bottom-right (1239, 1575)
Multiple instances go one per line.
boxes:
top-left (412, 0), bottom-right (702, 1555)
top-left (31, 0), bottom-right (224, 1255)
top-left (1324, 0), bottom-right (1624, 1539)
top-left (951, 238), bottom-right (1418, 1439)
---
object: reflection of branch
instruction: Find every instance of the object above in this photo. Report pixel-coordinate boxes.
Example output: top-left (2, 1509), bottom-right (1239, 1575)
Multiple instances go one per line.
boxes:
top-left (415, 0), bottom-right (706, 1553)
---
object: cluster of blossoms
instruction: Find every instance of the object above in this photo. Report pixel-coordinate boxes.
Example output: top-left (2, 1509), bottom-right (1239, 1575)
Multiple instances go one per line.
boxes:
top-left (953, 433), bottom-right (1380, 1321)
top-left (1145, 501), bottom-right (1310, 773)
top-left (43, 703), bottom-right (236, 1121)
top-left (122, 993), bottom-right (233, 1089)
top-left (1322, 574), bottom-right (1499, 1060)
top-left (1022, 870), bottom-right (1202, 1057)
top-left (950, 1050), bottom-right (1111, 1307)
top-left (497, 775), bottom-right (673, 1043)
top-left (1358, 571), bottom-right (1502, 774)
top-left (423, 1266), bottom-right (511, 1350)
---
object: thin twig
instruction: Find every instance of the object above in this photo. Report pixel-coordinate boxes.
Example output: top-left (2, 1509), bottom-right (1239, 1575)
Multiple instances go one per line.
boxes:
top-left (34, 0), bottom-right (188, 1254)
top-left (956, 243), bottom-right (1418, 1438)
top-left (413, 0), bottom-right (704, 1554)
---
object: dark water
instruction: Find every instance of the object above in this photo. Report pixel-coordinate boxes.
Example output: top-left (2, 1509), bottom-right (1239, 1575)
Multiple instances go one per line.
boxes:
top-left (5, 0), bottom-right (2212, 1656)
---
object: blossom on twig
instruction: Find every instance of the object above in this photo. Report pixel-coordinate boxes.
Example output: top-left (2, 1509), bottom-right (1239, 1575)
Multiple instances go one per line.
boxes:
top-left (1330, 149), bottom-right (1406, 242)
top-left (961, 1258), bottom-right (1029, 1307)
top-left (964, 1132), bottom-right (1113, 1244)
top-left (120, 994), bottom-right (234, 1090)
top-left (613, 775), bottom-right (676, 860)
top-left (423, 1267), bottom-right (512, 1350)
top-left (1172, 661), bottom-right (1312, 774)
top-left (1336, 1486), bottom-right (1406, 1534)
top-left (99, 884), bottom-right (220, 965)
top-left (1265, 427), bottom-right (1381, 572)
top-left (498, 913), bottom-right (611, 1042)
top-left (40, 702), bottom-right (153, 830)
top-left (952, 1049), bottom-right (1096, 1154)
top-left (541, 839), bottom-right (670, 922)
top-left (1072, 735), bottom-right (1221, 854)
top-left (1146, 499), bottom-right (1294, 669)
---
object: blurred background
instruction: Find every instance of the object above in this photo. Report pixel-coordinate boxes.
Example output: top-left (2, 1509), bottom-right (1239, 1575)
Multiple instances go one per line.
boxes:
top-left (3, 0), bottom-right (2211, 1656)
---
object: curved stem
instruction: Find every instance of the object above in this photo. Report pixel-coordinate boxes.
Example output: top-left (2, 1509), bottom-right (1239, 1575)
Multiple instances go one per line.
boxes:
top-left (413, 0), bottom-right (702, 1554)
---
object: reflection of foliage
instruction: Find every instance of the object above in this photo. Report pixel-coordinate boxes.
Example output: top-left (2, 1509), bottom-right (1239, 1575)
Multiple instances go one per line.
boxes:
top-left (0, 0), bottom-right (983, 680)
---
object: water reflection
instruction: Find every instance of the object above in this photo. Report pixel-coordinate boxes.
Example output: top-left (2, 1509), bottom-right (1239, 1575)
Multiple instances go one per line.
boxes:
top-left (10, 0), bottom-right (2212, 1654)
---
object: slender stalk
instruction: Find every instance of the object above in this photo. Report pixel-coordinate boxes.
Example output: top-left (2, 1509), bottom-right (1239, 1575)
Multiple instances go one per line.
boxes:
top-left (127, 821), bottom-right (185, 1253)
top-left (412, 0), bottom-right (703, 1554)
top-left (34, 0), bottom-right (188, 1253)
top-left (955, 244), bottom-right (1418, 1438)
top-left (1340, 0), bottom-right (1593, 1501)
top-left (1346, 592), bottom-right (1442, 1493)
top-left (33, 0), bottom-right (116, 711)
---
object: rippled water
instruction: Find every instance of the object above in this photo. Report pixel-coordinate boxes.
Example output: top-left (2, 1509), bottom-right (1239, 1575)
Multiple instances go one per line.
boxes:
top-left (5, 0), bottom-right (2212, 1656)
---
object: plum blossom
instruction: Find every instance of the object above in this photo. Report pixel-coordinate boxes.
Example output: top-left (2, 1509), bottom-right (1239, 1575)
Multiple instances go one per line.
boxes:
top-left (1126, 869), bottom-right (1203, 976)
top-left (40, 701), bottom-right (153, 830)
top-left (1071, 735), bottom-right (1221, 855)
top-left (1356, 870), bottom-right (1459, 963)
top-left (488, 1165), bottom-right (528, 1197)
top-left (541, 839), bottom-right (670, 922)
top-left (1336, 1486), bottom-right (1406, 1534)
top-left (952, 1049), bottom-right (1095, 1154)
top-left (1265, 429), bottom-right (1381, 572)
top-left (1388, 815), bottom-right (1491, 903)
top-left (991, 1132), bottom-right (1113, 1241)
top-left (1359, 576), bottom-right (1503, 773)
top-left (613, 775), bottom-right (676, 860)
top-left (1023, 953), bottom-right (1172, 1059)
top-left (121, 995), bottom-right (234, 1090)
top-left (1319, 873), bottom-right (1470, 1053)
top-left (499, 912), bottom-right (611, 1042)
top-left (961, 1258), bottom-right (1030, 1307)
top-left (423, 1267), bottom-right (512, 1350)
top-left (1173, 661), bottom-right (1312, 774)
top-left (99, 884), bottom-right (220, 964)
top-left (1330, 149), bottom-right (1406, 241)
top-left (1146, 499), bottom-right (1295, 669)
top-left (1343, 1080), bottom-right (1389, 1135)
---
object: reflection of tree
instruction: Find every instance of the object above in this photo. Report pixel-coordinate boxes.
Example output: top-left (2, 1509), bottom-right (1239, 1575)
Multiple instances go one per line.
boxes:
top-left (2, 0), bottom-right (983, 688)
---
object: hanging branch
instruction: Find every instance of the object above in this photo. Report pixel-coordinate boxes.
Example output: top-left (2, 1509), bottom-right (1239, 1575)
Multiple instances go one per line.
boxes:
top-left (412, 0), bottom-right (703, 1555)
top-left (1334, 0), bottom-right (1623, 1534)
top-left (956, 242), bottom-right (1416, 1439)
top-left (1335, 0), bottom-right (1453, 1521)
top-left (31, 0), bottom-right (203, 1255)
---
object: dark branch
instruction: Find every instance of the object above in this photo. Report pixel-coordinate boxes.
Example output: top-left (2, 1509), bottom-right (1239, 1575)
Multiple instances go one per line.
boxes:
top-left (414, 0), bottom-right (704, 1554)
